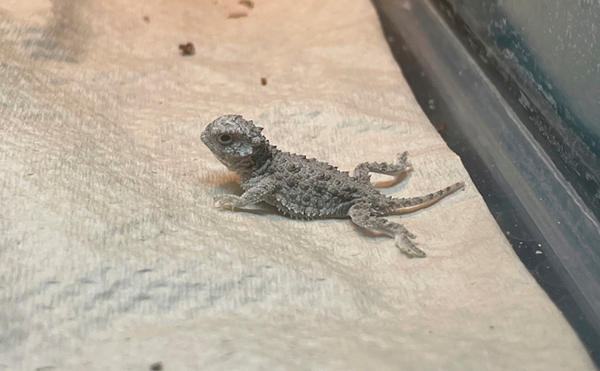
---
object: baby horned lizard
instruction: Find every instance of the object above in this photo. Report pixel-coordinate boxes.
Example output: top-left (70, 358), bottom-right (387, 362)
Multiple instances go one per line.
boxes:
top-left (202, 115), bottom-right (465, 257)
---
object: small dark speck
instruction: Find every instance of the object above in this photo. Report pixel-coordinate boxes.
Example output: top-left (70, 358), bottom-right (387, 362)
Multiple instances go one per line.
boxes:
top-left (307, 110), bottom-right (321, 118)
top-left (27, 173), bottom-right (34, 176)
top-left (316, 278), bottom-right (326, 281)
top-left (136, 293), bottom-right (151, 301)
top-left (228, 11), bottom-right (248, 19)
top-left (150, 361), bottom-right (163, 370)
top-left (428, 330), bottom-right (433, 334)
top-left (435, 121), bottom-right (447, 134)
top-left (46, 280), bottom-right (60, 285)
top-left (179, 42), bottom-right (195, 56)
top-left (260, 77), bottom-right (267, 86)
top-left (143, 15), bottom-right (150, 23)
top-left (239, 0), bottom-right (254, 8)
top-left (137, 268), bottom-right (153, 274)
top-left (489, 325), bottom-right (495, 329)
top-left (35, 367), bottom-right (56, 371)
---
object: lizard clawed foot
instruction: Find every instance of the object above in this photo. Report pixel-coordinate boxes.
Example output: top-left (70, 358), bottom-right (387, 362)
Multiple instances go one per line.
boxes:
top-left (395, 233), bottom-right (426, 258)
top-left (213, 194), bottom-right (240, 210)
top-left (394, 151), bottom-right (413, 172)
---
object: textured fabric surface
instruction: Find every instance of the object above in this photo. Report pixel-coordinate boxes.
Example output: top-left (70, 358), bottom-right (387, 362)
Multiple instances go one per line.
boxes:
top-left (0, 0), bottom-right (594, 370)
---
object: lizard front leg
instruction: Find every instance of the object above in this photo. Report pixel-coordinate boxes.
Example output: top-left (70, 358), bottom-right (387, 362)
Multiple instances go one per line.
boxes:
top-left (214, 177), bottom-right (277, 211)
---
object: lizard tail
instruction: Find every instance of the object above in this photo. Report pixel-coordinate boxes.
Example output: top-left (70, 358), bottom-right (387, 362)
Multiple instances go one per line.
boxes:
top-left (389, 181), bottom-right (465, 214)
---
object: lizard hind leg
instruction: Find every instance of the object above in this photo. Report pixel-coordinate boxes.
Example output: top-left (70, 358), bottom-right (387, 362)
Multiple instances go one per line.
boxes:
top-left (353, 151), bottom-right (412, 186)
top-left (348, 203), bottom-right (426, 258)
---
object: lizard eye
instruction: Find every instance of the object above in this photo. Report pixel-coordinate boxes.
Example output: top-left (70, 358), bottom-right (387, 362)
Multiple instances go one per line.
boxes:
top-left (218, 134), bottom-right (233, 144)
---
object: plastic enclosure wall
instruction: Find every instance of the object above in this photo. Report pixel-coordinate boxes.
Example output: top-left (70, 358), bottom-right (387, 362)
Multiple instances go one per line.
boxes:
top-left (373, 0), bottom-right (600, 363)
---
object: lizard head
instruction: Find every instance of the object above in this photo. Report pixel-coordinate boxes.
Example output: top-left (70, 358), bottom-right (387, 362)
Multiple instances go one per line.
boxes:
top-left (201, 114), bottom-right (267, 172)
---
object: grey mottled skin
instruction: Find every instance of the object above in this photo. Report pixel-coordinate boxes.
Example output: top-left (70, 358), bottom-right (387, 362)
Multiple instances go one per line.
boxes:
top-left (201, 115), bottom-right (465, 257)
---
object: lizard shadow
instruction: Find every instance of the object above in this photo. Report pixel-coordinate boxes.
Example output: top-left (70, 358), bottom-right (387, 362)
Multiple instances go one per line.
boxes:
top-left (350, 224), bottom-right (391, 239)
top-left (371, 170), bottom-right (410, 190)
top-left (213, 180), bottom-right (243, 195)
top-left (371, 171), bottom-right (413, 196)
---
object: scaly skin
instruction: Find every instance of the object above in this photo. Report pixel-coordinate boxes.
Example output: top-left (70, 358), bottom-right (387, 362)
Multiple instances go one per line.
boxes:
top-left (201, 114), bottom-right (464, 257)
